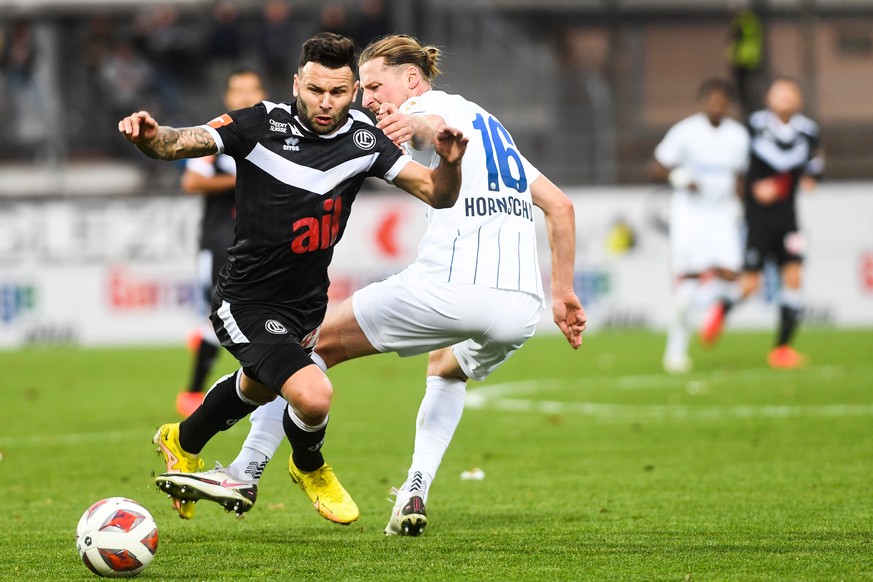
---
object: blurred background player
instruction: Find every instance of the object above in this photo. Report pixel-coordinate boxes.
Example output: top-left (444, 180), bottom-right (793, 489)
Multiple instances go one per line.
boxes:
top-left (653, 78), bottom-right (749, 373)
top-left (701, 76), bottom-right (824, 368)
top-left (175, 68), bottom-right (267, 417)
top-left (163, 34), bottom-right (585, 537)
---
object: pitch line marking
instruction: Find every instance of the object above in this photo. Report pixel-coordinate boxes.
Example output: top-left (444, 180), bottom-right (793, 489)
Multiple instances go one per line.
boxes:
top-left (466, 367), bottom-right (873, 421)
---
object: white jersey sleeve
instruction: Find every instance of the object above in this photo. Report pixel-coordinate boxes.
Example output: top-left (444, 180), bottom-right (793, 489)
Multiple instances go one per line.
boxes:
top-left (399, 90), bottom-right (545, 304)
top-left (656, 113), bottom-right (749, 203)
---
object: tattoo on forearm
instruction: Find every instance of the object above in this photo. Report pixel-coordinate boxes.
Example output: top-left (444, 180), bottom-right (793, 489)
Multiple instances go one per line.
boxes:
top-left (137, 126), bottom-right (216, 160)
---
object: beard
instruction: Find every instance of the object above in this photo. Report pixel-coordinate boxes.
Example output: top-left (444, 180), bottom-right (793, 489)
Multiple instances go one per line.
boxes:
top-left (295, 95), bottom-right (350, 135)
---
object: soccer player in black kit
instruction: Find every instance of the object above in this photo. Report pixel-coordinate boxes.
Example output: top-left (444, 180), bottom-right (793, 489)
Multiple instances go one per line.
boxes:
top-left (118, 33), bottom-right (468, 523)
top-left (176, 68), bottom-right (267, 419)
top-left (700, 77), bottom-right (824, 368)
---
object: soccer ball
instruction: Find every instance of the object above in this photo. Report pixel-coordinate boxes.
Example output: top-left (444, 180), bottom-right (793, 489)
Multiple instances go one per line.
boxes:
top-left (75, 497), bottom-right (159, 578)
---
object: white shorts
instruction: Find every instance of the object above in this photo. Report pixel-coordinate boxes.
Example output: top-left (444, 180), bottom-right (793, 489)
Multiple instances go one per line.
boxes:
top-left (670, 197), bottom-right (742, 275)
top-left (352, 269), bottom-right (542, 381)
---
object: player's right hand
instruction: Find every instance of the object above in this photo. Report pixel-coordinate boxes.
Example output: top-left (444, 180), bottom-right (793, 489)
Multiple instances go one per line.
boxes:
top-left (751, 177), bottom-right (780, 205)
top-left (553, 291), bottom-right (586, 349)
top-left (118, 111), bottom-right (159, 144)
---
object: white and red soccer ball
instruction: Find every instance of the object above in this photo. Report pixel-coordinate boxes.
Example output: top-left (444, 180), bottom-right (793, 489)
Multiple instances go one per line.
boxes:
top-left (76, 497), bottom-right (158, 578)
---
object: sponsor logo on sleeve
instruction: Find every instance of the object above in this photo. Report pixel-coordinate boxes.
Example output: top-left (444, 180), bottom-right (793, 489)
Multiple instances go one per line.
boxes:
top-left (208, 114), bottom-right (233, 129)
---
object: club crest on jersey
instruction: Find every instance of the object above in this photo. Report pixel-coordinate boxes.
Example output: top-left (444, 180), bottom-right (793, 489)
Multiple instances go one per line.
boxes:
top-left (353, 129), bottom-right (376, 151)
top-left (283, 136), bottom-right (300, 151)
top-left (265, 319), bottom-right (288, 334)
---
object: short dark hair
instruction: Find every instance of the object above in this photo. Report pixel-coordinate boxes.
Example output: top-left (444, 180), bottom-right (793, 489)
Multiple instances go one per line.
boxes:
top-left (299, 33), bottom-right (358, 74)
top-left (225, 67), bottom-right (264, 89)
top-left (697, 78), bottom-right (736, 102)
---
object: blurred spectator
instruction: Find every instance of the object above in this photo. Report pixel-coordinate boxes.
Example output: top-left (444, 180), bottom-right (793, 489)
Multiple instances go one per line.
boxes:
top-left (133, 5), bottom-right (199, 122)
top-left (726, 1), bottom-right (765, 116)
top-left (350, 0), bottom-right (393, 48)
top-left (0, 18), bottom-right (46, 148)
top-left (207, 2), bottom-right (244, 62)
top-left (256, 0), bottom-right (303, 96)
top-left (319, 3), bottom-right (354, 39)
top-left (99, 40), bottom-right (154, 120)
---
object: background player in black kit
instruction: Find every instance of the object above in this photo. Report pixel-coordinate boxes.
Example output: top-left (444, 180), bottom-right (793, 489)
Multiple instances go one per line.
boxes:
top-left (118, 32), bottom-right (468, 523)
top-left (701, 76), bottom-right (824, 368)
top-left (176, 68), bottom-right (267, 419)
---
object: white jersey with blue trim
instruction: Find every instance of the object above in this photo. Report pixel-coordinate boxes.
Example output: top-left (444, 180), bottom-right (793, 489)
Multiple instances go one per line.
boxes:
top-left (400, 90), bottom-right (544, 303)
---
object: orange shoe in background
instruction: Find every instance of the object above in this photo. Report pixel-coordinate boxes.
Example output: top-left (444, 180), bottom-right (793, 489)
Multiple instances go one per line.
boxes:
top-left (186, 329), bottom-right (203, 353)
top-left (700, 302), bottom-right (726, 347)
top-left (767, 345), bottom-right (806, 369)
top-left (176, 391), bottom-right (205, 417)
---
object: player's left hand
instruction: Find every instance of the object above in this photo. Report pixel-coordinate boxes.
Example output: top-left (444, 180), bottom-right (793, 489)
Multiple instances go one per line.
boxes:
top-left (376, 103), bottom-right (415, 146)
top-left (799, 175), bottom-right (818, 192)
top-left (432, 124), bottom-right (468, 165)
top-left (553, 291), bottom-right (586, 349)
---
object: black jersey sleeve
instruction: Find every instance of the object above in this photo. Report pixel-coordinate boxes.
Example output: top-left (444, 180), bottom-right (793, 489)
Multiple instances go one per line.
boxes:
top-left (205, 103), bottom-right (268, 159)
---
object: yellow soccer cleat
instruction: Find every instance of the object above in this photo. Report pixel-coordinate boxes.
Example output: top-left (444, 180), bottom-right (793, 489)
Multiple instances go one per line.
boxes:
top-left (153, 423), bottom-right (204, 519)
top-left (288, 455), bottom-right (359, 525)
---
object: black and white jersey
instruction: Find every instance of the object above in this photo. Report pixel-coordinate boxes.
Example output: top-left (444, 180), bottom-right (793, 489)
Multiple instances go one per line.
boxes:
top-left (745, 109), bottom-right (823, 229)
top-left (201, 100), bottom-right (411, 330)
top-left (184, 154), bottom-right (236, 252)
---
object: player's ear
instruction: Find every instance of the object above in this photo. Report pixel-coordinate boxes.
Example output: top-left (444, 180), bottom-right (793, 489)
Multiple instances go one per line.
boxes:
top-left (406, 65), bottom-right (420, 89)
top-left (292, 73), bottom-right (300, 97)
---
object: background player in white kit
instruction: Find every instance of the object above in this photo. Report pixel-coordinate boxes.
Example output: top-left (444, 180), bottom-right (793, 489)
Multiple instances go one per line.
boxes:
top-left (164, 34), bottom-right (586, 536)
top-left (653, 78), bottom-right (749, 373)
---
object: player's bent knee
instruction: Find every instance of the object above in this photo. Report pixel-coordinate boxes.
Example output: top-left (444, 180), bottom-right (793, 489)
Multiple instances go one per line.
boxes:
top-left (281, 366), bottom-right (333, 420)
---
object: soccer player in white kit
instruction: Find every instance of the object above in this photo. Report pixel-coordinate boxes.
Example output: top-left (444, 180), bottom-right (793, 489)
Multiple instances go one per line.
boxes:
top-left (653, 79), bottom-right (749, 373)
top-left (167, 34), bottom-right (585, 536)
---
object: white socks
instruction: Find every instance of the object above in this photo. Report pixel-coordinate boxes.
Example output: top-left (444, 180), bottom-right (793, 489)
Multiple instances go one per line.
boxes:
top-left (227, 396), bottom-right (285, 483)
top-left (227, 350), bottom-right (329, 483)
top-left (406, 376), bottom-right (467, 502)
top-left (665, 278), bottom-right (697, 362)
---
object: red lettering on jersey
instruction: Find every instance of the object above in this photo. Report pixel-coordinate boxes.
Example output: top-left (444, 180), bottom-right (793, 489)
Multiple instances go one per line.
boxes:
top-left (330, 197), bottom-right (342, 246)
top-left (290, 198), bottom-right (342, 254)
top-left (207, 114), bottom-right (233, 129)
top-left (291, 218), bottom-right (320, 253)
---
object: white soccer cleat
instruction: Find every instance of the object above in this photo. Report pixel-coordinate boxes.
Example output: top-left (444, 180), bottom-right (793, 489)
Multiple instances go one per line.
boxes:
top-left (155, 462), bottom-right (257, 516)
top-left (385, 487), bottom-right (428, 537)
top-left (662, 354), bottom-right (692, 374)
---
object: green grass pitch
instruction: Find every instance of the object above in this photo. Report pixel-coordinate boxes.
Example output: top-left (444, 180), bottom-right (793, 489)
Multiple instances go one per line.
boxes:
top-left (1, 328), bottom-right (872, 580)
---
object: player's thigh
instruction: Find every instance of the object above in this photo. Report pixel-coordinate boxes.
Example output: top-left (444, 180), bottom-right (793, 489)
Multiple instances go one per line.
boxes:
top-left (317, 297), bottom-right (379, 367)
top-left (706, 212), bottom-right (743, 272)
top-left (669, 203), bottom-right (708, 274)
top-left (452, 290), bottom-right (541, 381)
top-left (742, 223), bottom-right (772, 272)
top-left (211, 300), bottom-right (315, 393)
top-left (352, 272), bottom-right (536, 358)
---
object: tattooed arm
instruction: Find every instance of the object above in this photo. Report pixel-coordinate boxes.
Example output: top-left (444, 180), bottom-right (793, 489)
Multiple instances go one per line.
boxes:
top-left (118, 110), bottom-right (217, 161)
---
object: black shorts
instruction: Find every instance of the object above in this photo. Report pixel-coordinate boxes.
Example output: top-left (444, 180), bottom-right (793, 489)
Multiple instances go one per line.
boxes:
top-left (743, 223), bottom-right (804, 271)
top-left (210, 297), bottom-right (321, 393)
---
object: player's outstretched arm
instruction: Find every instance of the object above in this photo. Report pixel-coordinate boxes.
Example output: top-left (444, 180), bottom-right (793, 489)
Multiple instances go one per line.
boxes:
top-left (118, 111), bottom-right (218, 161)
top-left (531, 175), bottom-right (586, 349)
top-left (376, 103), bottom-right (444, 150)
top-left (393, 124), bottom-right (468, 209)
